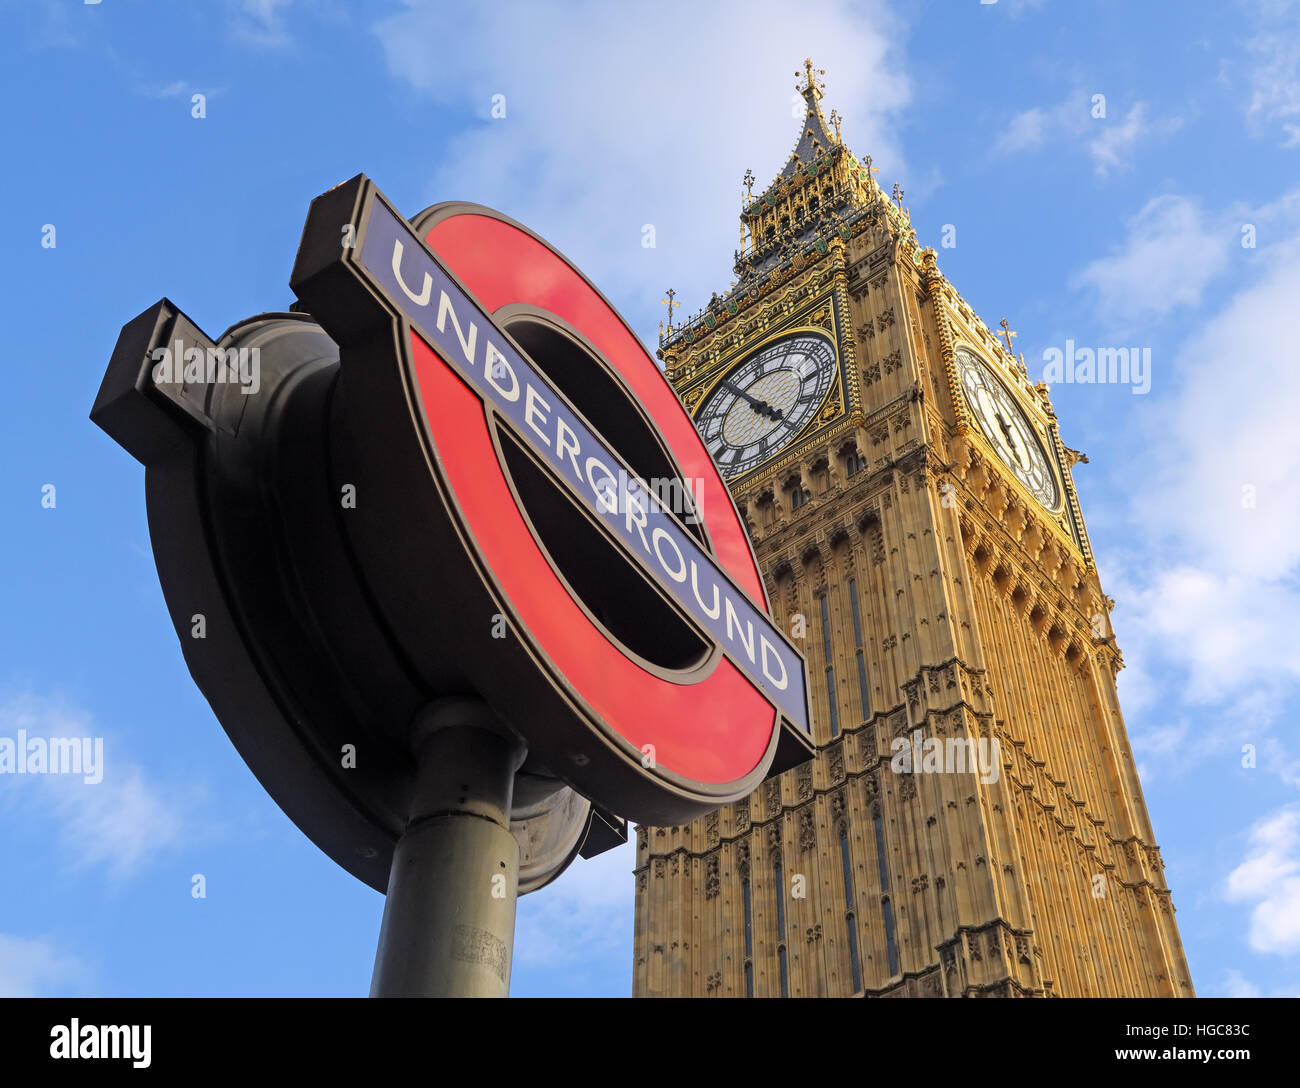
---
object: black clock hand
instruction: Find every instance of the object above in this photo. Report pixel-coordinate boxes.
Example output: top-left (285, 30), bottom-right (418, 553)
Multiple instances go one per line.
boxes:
top-left (995, 413), bottom-right (1028, 469)
top-left (722, 379), bottom-right (784, 420)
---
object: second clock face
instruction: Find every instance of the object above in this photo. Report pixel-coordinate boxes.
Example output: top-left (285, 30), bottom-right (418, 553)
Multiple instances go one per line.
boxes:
top-left (694, 333), bottom-right (837, 480)
top-left (955, 347), bottom-right (1060, 510)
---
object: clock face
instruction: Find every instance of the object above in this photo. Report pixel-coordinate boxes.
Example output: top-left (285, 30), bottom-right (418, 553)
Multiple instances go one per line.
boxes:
top-left (694, 333), bottom-right (837, 480)
top-left (955, 347), bottom-right (1060, 510)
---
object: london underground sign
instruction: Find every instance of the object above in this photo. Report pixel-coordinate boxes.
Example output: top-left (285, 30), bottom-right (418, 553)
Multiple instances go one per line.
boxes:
top-left (91, 175), bottom-right (813, 994)
top-left (362, 199), bottom-right (806, 728)
top-left (289, 176), bottom-right (812, 813)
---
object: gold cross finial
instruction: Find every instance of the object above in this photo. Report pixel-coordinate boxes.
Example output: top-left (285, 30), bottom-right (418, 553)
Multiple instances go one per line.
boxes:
top-left (999, 318), bottom-right (1019, 354)
top-left (743, 168), bottom-right (755, 202)
top-left (659, 288), bottom-right (680, 346)
top-left (661, 288), bottom-right (680, 329)
top-left (798, 58), bottom-right (825, 97)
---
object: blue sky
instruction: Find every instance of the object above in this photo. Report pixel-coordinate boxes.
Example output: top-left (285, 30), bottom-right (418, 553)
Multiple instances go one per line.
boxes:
top-left (2, 0), bottom-right (1299, 998)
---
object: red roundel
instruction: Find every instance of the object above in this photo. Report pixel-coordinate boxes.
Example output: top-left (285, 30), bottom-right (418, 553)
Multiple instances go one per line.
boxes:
top-left (412, 211), bottom-right (776, 786)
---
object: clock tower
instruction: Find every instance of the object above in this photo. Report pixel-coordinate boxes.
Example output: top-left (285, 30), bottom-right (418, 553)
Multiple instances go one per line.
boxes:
top-left (632, 62), bottom-right (1192, 997)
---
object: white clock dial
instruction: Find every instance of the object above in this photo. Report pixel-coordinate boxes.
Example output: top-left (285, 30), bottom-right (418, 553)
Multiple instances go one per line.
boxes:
top-left (693, 333), bottom-right (837, 480)
top-left (955, 347), bottom-right (1060, 510)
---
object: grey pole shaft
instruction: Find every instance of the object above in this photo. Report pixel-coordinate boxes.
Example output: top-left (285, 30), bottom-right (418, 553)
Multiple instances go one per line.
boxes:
top-left (370, 697), bottom-right (526, 998)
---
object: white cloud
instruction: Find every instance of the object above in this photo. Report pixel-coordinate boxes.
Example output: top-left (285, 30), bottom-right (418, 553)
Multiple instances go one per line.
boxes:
top-left (1081, 186), bottom-right (1300, 786)
top-left (1224, 805), bottom-right (1300, 954)
top-left (371, 0), bottom-right (912, 340)
top-left (16, 0), bottom-right (86, 52)
top-left (1244, 0), bottom-right (1300, 145)
top-left (994, 94), bottom-right (1178, 177)
top-left (0, 935), bottom-right (88, 998)
top-left (151, 80), bottom-right (189, 99)
top-left (1003, 0), bottom-right (1048, 15)
top-left (1071, 195), bottom-right (1231, 333)
top-left (1130, 230), bottom-right (1300, 581)
top-left (1129, 717), bottom-right (1197, 785)
top-left (0, 693), bottom-right (191, 879)
top-left (1111, 222), bottom-right (1300, 716)
top-left (1088, 103), bottom-right (1178, 179)
top-left (994, 104), bottom-right (1055, 154)
top-left (1122, 570), bottom-right (1300, 707)
top-left (1221, 968), bottom-right (1262, 997)
top-left (138, 80), bottom-right (195, 100)
top-left (233, 0), bottom-right (295, 50)
top-left (1217, 966), bottom-right (1300, 997)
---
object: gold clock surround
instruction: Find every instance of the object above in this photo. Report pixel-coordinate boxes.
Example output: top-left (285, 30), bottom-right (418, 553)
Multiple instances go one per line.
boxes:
top-left (691, 324), bottom-right (843, 482)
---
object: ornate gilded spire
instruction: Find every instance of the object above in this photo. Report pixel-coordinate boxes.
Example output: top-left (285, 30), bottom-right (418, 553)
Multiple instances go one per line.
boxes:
top-left (782, 58), bottom-right (834, 177)
top-left (662, 62), bottom-right (905, 351)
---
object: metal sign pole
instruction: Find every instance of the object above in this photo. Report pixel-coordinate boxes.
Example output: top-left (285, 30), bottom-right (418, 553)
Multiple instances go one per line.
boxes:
top-left (370, 697), bottom-right (526, 998)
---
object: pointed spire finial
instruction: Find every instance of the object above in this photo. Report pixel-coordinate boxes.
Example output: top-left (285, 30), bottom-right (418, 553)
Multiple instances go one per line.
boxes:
top-left (659, 288), bottom-right (680, 345)
top-left (798, 57), bottom-right (825, 100)
top-left (999, 318), bottom-right (1019, 355)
